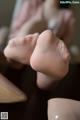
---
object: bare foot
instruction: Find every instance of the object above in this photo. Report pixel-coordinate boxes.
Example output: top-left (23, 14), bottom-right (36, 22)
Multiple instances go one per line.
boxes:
top-left (30, 30), bottom-right (70, 79)
top-left (37, 72), bottom-right (58, 90)
top-left (48, 98), bottom-right (80, 120)
top-left (4, 33), bottom-right (39, 65)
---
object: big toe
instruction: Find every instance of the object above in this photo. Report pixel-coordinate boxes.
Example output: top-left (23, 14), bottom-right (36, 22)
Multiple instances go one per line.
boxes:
top-left (36, 30), bottom-right (58, 48)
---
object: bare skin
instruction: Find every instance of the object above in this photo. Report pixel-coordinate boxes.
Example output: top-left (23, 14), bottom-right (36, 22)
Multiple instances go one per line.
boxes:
top-left (43, 0), bottom-right (75, 47)
top-left (48, 98), bottom-right (80, 120)
top-left (4, 33), bottom-right (39, 65)
top-left (30, 30), bottom-right (70, 79)
top-left (37, 72), bottom-right (58, 90)
top-left (4, 30), bottom-right (70, 90)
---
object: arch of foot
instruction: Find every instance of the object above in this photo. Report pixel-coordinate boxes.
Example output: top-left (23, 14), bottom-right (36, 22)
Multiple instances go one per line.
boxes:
top-left (30, 30), bottom-right (70, 79)
top-left (48, 98), bottom-right (80, 120)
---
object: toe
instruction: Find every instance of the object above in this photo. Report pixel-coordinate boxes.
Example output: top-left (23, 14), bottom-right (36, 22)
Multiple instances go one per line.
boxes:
top-left (8, 39), bottom-right (16, 47)
top-left (24, 34), bottom-right (33, 43)
top-left (57, 40), bottom-right (70, 62)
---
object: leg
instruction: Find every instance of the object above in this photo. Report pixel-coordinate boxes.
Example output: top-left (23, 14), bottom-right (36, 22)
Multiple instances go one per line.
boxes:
top-left (48, 98), bottom-right (80, 120)
top-left (17, 17), bottom-right (47, 37)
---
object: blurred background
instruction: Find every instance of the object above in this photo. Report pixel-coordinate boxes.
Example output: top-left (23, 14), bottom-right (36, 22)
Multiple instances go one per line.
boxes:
top-left (0, 0), bottom-right (80, 62)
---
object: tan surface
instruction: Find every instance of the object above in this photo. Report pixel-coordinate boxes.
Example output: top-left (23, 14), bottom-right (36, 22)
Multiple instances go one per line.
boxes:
top-left (0, 74), bottom-right (27, 103)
